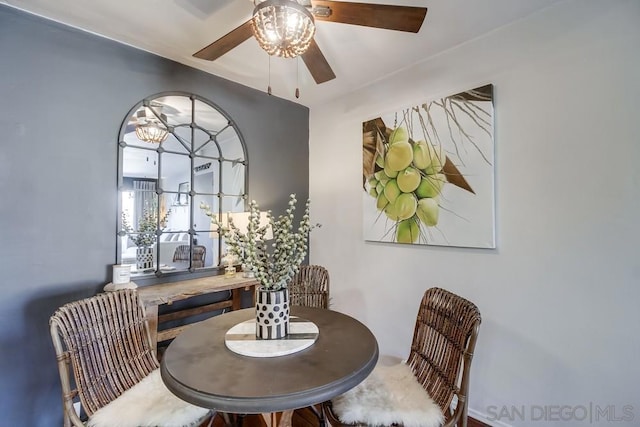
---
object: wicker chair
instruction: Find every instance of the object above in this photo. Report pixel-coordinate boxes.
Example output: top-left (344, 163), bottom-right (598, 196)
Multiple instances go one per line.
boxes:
top-left (323, 287), bottom-right (482, 427)
top-left (288, 264), bottom-right (330, 308)
top-left (49, 289), bottom-right (212, 427)
top-left (173, 244), bottom-right (206, 268)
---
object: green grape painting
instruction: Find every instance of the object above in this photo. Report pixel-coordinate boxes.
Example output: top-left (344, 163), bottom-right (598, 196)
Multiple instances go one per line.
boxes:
top-left (362, 85), bottom-right (496, 248)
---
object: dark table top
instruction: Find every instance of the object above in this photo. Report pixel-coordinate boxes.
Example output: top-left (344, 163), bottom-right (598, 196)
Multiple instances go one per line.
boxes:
top-left (161, 306), bottom-right (379, 413)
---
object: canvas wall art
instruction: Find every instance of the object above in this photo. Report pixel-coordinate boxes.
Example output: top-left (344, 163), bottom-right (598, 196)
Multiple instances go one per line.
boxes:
top-left (362, 84), bottom-right (495, 248)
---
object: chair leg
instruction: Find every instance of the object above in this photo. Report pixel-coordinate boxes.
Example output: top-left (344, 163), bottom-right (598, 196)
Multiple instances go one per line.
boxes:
top-left (461, 401), bottom-right (468, 427)
top-left (221, 413), bottom-right (233, 426)
top-left (309, 404), bottom-right (326, 427)
top-left (222, 413), bottom-right (244, 427)
top-left (198, 411), bottom-right (215, 427)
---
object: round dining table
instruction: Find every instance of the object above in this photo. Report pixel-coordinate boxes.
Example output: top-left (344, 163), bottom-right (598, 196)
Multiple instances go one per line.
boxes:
top-left (161, 306), bottom-right (379, 424)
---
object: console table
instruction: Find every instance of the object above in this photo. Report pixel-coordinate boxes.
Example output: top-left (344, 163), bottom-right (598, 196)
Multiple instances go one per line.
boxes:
top-left (137, 275), bottom-right (258, 354)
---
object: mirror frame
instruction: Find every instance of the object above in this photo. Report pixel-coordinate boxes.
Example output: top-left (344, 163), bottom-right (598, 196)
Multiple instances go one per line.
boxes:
top-left (116, 91), bottom-right (248, 278)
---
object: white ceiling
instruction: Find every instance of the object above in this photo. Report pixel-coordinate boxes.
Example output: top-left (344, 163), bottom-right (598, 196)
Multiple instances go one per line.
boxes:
top-left (3, 0), bottom-right (563, 107)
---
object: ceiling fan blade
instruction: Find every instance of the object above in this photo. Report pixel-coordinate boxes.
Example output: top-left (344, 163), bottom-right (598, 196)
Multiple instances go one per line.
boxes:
top-left (193, 20), bottom-right (254, 61)
top-left (311, 1), bottom-right (427, 33)
top-left (301, 39), bottom-right (336, 84)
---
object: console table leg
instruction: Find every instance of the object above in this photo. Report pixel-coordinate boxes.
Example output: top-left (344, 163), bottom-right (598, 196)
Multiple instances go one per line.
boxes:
top-left (145, 304), bottom-right (159, 357)
top-left (232, 288), bottom-right (242, 310)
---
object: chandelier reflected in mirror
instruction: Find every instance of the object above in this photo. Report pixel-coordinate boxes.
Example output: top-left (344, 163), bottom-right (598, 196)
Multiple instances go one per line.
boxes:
top-left (252, 0), bottom-right (316, 58)
top-left (134, 108), bottom-right (169, 144)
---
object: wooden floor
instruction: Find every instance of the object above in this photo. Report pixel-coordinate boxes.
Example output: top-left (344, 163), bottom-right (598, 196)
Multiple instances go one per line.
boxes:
top-left (208, 406), bottom-right (490, 427)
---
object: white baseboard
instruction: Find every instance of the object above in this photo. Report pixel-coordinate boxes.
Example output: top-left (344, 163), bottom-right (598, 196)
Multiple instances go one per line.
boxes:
top-left (468, 407), bottom-right (513, 427)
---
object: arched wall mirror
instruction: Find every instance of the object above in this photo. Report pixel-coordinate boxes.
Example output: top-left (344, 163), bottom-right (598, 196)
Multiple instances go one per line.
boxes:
top-left (116, 92), bottom-right (248, 278)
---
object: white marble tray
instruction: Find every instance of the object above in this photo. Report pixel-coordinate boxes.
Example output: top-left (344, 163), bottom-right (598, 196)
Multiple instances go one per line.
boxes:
top-left (225, 317), bottom-right (319, 357)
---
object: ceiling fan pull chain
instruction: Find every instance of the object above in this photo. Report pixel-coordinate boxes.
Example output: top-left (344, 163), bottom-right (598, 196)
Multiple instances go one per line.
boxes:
top-left (295, 57), bottom-right (300, 99)
top-left (267, 55), bottom-right (272, 96)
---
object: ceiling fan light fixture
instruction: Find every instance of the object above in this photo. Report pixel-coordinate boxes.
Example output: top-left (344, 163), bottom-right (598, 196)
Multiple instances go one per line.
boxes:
top-left (134, 108), bottom-right (169, 143)
top-left (135, 123), bottom-right (169, 144)
top-left (252, 0), bottom-right (316, 58)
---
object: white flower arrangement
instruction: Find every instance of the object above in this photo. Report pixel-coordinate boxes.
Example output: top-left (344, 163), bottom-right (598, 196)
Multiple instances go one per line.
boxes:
top-left (200, 194), bottom-right (319, 290)
top-left (121, 203), bottom-right (170, 248)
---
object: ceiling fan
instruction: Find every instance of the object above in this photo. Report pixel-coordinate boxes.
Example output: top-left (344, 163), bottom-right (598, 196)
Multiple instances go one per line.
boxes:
top-left (193, 0), bottom-right (428, 84)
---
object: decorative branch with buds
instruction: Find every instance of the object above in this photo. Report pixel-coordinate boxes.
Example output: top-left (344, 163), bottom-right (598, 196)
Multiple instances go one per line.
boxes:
top-left (201, 194), bottom-right (319, 290)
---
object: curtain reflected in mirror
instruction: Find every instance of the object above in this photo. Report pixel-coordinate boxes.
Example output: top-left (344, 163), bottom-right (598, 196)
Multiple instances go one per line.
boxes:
top-left (117, 93), bottom-right (248, 278)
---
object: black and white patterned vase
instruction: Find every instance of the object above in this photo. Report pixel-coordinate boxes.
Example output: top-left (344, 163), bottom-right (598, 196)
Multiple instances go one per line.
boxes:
top-left (136, 246), bottom-right (153, 271)
top-left (255, 287), bottom-right (290, 339)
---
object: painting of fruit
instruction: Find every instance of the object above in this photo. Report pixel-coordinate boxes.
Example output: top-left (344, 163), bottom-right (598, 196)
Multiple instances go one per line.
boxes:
top-left (362, 84), bottom-right (495, 248)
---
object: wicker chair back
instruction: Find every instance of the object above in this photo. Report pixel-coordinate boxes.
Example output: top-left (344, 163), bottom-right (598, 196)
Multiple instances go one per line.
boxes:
top-left (50, 290), bottom-right (158, 424)
top-left (407, 287), bottom-right (482, 415)
top-left (288, 264), bottom-right (330, 308)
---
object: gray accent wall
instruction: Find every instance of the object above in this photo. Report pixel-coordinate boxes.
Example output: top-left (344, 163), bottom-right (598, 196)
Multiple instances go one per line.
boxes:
top-left (0, 6), bottom-right (308, 426)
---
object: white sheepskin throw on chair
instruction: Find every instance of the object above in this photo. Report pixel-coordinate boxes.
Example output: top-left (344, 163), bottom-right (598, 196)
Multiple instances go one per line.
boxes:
top-left (332, 363), bottom-right (444, 427)
top-left (87, 369), bottom-right (210, 427)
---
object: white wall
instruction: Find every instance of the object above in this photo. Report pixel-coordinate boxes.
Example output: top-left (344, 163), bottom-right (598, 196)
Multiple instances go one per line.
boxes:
top-left (309, 1), bottom-right (640, 426)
